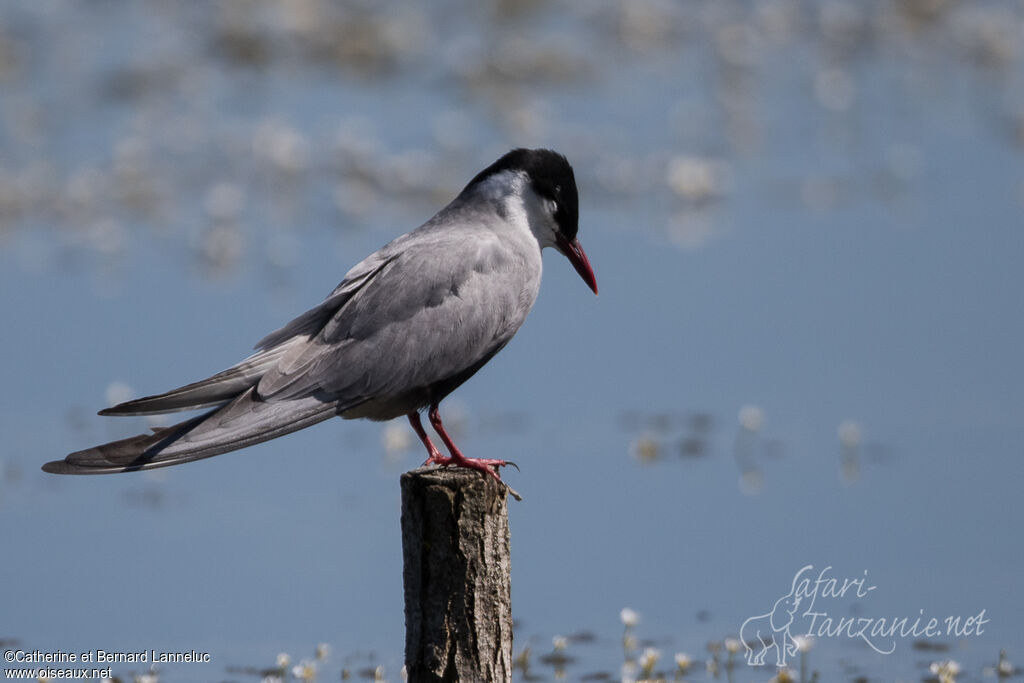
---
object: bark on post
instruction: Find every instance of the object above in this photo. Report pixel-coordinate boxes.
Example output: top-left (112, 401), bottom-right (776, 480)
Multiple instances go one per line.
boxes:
top-left (400, 467), bottom-right (513, 683)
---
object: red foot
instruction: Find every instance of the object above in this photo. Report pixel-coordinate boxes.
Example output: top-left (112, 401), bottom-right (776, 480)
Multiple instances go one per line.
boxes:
top-left (406, 408), bottom-right (517, 483)
top-left (428, 452), bottom-right (514, 482)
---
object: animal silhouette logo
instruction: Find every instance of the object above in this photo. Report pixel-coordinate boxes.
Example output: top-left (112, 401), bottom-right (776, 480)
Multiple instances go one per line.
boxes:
top-left (739, 565), bottom-right (990, 665)
top-left (740, 573), bottom-right (803, 667)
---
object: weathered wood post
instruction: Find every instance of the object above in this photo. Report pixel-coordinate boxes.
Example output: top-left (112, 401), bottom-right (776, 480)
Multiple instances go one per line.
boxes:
top-left (400, 467), bottom-right (513, 682)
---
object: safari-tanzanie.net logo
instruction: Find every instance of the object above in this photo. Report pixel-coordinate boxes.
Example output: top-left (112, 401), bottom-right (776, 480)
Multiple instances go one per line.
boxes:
top-left (739, 565), bottom-right (989, 667)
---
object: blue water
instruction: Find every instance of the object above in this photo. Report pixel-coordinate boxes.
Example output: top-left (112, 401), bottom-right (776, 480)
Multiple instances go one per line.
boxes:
top-left (2, 2), bottom-right (1022, 681)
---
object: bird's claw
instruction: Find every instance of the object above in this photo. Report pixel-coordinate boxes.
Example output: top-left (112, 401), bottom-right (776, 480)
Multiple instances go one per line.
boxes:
top-left (423, 454), bottom-right (516, 477)
top-left (419, 455), bottom-right (522, 500)
top-left (457, 456), bottom-right (513, 476)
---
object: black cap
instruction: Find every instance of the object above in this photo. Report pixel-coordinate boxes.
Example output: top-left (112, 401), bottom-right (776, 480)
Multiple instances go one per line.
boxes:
top-left (466, 148), bottom-right (579, 241)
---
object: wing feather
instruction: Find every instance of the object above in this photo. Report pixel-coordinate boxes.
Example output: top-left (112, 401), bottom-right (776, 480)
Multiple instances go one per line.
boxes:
top-left (45, 389), bottom-right (344, 474)
top-left (100, 252), bottom-right (395, 416)
top-left (257, 229), bottom-right (534, 407)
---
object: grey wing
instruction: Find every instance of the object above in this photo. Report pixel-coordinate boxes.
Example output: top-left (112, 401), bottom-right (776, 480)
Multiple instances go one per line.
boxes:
top-left (100, 252), bottom-right (395, 416)
top-left (253, 250), bottom-right (397, 351)
top-left (256, 229), bottom-right (537, 412)
top-left (44, 390), bottom-right (340, 474)
top-left (44, 252), bottom-right (397, 474)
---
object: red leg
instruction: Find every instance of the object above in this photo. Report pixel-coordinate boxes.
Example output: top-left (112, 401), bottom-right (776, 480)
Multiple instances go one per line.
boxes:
top-left (427, 404), bottom-right (512, 482)
top-left (408, 412), bottom-right (447, 466)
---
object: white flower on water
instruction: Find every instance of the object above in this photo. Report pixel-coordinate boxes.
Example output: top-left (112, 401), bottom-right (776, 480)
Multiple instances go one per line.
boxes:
top-left (997, 650), bottom-right (1014, 675)
top-left (292, 660), bottom-right (317, 681)
top-left (724, 637), bottom-right (741, 654)
top-left (276, 653), bottom-right (291, 669)
top-left (930, 660), bottom-right (961, 683)
top-left (770, 667), bottom-right (794, 683)
top-left (674, 652), bottom-right (692, 672)
top-left (838, 420), bottom-right (862, 448)
top-left (665, 156), bottom-right (731, 203)
top-left (738, 404), bottom-right (764, 432)
top-left (315, 643), bottom-right (330, 661)
top-left (620, 607), bottom-right (640, 628)
top-left (382, 422), bottom-right (413, 455)
top-left (552, 635), bottom-right (568, 651)
top-left (792, 635), bottom-right (814, 653)
top-left (639, 647), bottom-right (660, 673)
top-left (929, 659), bottom-right (960, 674)
top-left (620, 660), bottom-right (638, 683)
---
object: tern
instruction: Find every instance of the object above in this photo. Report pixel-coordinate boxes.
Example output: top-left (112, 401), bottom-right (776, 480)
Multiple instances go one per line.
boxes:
top-left (44, 148), bottom-right (598, 482)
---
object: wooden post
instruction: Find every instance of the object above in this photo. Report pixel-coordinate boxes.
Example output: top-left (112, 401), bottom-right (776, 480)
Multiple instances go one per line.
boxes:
top-left (400, 467), bottom-right (513, 683)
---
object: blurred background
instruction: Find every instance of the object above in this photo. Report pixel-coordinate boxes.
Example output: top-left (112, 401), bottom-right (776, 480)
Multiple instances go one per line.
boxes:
top-left (1, 0), bottom-right (1022, 681)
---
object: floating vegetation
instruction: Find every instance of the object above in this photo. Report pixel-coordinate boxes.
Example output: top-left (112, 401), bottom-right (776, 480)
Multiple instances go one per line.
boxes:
top-left (618, 405), bottom-right (896, 495)
top-left (619, 411), bottom-right (715, 465)
top-left (1, 625), bottom-right (1013, 682)
top-left (2, 0), bottom-right (1022, 285)
top-left (928, 659), bottom-right (962, 683)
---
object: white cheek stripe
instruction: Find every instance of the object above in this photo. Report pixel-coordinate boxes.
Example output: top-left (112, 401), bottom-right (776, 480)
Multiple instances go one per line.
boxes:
top-left (476, 169), bottom-right (559, 250)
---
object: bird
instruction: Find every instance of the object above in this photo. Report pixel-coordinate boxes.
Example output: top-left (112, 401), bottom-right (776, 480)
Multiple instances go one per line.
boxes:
top-left (43, 148), bottom-right (597, 482)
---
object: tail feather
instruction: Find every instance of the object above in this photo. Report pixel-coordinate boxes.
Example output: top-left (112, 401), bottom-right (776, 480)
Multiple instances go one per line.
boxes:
top-left (99, 341), bottom-right (302, 416)
top-left (44, 389), bottom-right (343, 474)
